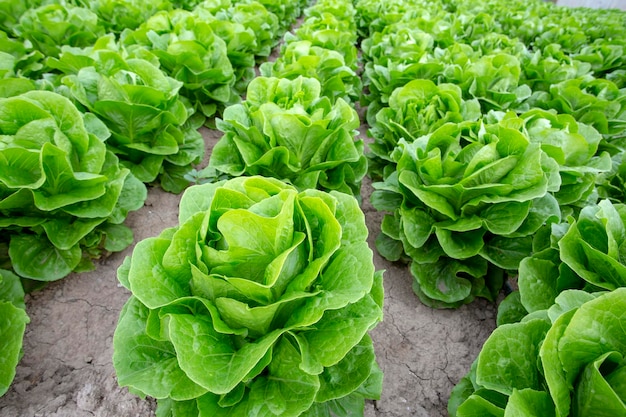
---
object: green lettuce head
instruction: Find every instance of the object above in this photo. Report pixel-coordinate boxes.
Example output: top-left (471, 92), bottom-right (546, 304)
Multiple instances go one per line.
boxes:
top-left (367, 78), bottom-right (481, 179)
top-left (113, 176), bottom-right (384, 416)
top-left (121, 9), bottom-right (238, 118)
top-left (14, 3), bottom-right (105, 58)
top-left (372, 119), bottom-right (562, 307)
top-left (206, 76), bottom-right (367, 198)
top-left (52, 46), bottom-right (204, 193)
top-left (0, 90), bottom-right (147, 281)
top-left (517, 199), bottom-right (626, 315)
top-left (260, 40), bottom-right (362, 105)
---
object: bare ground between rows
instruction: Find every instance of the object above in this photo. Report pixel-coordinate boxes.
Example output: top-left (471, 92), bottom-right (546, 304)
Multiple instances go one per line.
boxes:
top-left (0, 120), bottom-right (497, 417)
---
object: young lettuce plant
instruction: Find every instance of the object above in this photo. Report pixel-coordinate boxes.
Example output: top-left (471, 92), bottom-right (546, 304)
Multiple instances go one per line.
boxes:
top-left (449, 288), bottom-right (626, 417)
top-left (121, 9), bottom-right (238, 120)
top-left (79, 0), bottom-right (172, 33)
top-left (367, 79), bottom-right (481, 180)
top-left (496, 109), bottom-right (612, 211)
top-left (0, 31), bottom-right (44, 89)
top-left (195, 1), bottom-right (280, 59)
top-left (113, 176), bottom-right (384, 416)
top-left (0, 269), bottom-right (28, 397)
top-left (50, 43), bottom-right (204, 193)
top-left (260, 40), bottom-right (362, 105)
top-left (441, 52), bottom-right (532, 113)
top-left (0, 90), bottom-right (146, 281)
top-left (205, 76), bottom-right (367, 198)
top-left (286, 13), bottom-right (358, 70)
top-left (13, 3), bottom-right (105, 58)
top-left (372, 119), bottom-right (562, 307)
top-left (524, 75), bottom-right (626, 146)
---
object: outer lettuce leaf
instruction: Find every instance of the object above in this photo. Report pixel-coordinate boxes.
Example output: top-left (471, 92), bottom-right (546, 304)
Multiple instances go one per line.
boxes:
top-left (0, 269), bottom-right (29, 396)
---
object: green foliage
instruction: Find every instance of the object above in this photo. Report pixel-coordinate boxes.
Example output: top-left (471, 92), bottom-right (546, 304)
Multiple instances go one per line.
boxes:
top-left (206, 1), bottom-right (280, 58)
top-left (0, 90), bottom-right (146, 280)
top-left (260, 40), bottom-right (361, 105)
top-left (121, 9), bottom-right (238, 119)
top-left (367, 79), bottom-right (481, 179)
top-left (78, 0), bottom-right (172, 33)
top-left (50, 45), bottom-right (204, 192)
top-left (14, 3), bottom-right (105, 58)
top-left (205, 76), bottom-right (367, 198)
top-left (449, 289), bottom-right (626, 417)
top-left (113, 176), bottom-right (384, 416)
top-left (372, 119), bottom-right (561, 307)
top-left (0, 269), bottom-right (28, 397)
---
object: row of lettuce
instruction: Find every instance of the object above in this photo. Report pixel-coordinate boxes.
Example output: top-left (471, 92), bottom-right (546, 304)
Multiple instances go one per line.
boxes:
top-left (353, 0), bottom-right (626, 415)
top-left (0, 0), bottom-right (309, 400)
top-left (112, 0), bottom-right (385, 416)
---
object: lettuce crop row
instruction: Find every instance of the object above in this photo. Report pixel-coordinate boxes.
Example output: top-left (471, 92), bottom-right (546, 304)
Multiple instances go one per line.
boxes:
top-left (112, 1), bottom-right (385, 416)
top-left (358, 0), bottom-right (626, 309)
top-left (0, 0), bottom-right (308, 401)
top-left (354, 0), bottom-right (626, 414)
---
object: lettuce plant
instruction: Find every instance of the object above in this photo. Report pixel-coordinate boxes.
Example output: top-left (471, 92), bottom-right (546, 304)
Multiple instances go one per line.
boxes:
top-left (449, 288), bottom-right (626, 417)
top-left (14, 3), bottom-right (105, 58)
top-left (441, 52), bottom-right (532, 113)
top-left (525, 76), bottom-right (626, 144)
top-left (372, 119), bottom-right (562, 307)
top-left (0, 31), bottom-right (44, 84)
top-left (0, 0), bottom-right (42, 34)
top-left (255, 0), bottom-right (305, 32)
top-left (497, 109), bottom-right (612, 210)
top-left (52, 46), bottom-right (204, 193)
top-left (121, 9), bottom-right (238, 119)
top-left (521, 44), bottom-right (593, 93)
top-left (206, 76), bottom-right (367, 198)
top-left (287, 13), bottom-right (358, 70)
top-left (113, 176), bottom-right (384, 416)
top-left (260, 40), bottom-right (362, 105)
top-left (367, 79), bottom-right (481, 179)
top-left (0, 269), bottom-right (28, 397)
top-left (0, 90), bottom-right (146, 281)
top-left (78, 0), bottom-right (171, 33)
top-left (193, 1), bottom-right (281, 57)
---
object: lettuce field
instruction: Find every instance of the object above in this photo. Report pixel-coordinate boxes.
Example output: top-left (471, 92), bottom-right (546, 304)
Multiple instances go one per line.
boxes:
top-left (0, 0), bottom-right (625, 416)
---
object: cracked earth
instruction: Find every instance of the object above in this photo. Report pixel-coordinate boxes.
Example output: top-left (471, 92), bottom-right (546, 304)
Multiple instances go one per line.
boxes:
top-left (0, 121), bottom-right (498, 417)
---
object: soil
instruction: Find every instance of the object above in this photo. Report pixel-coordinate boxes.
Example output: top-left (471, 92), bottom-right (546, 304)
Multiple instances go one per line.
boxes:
top-left (0, 119), bottom-right (498, 417)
